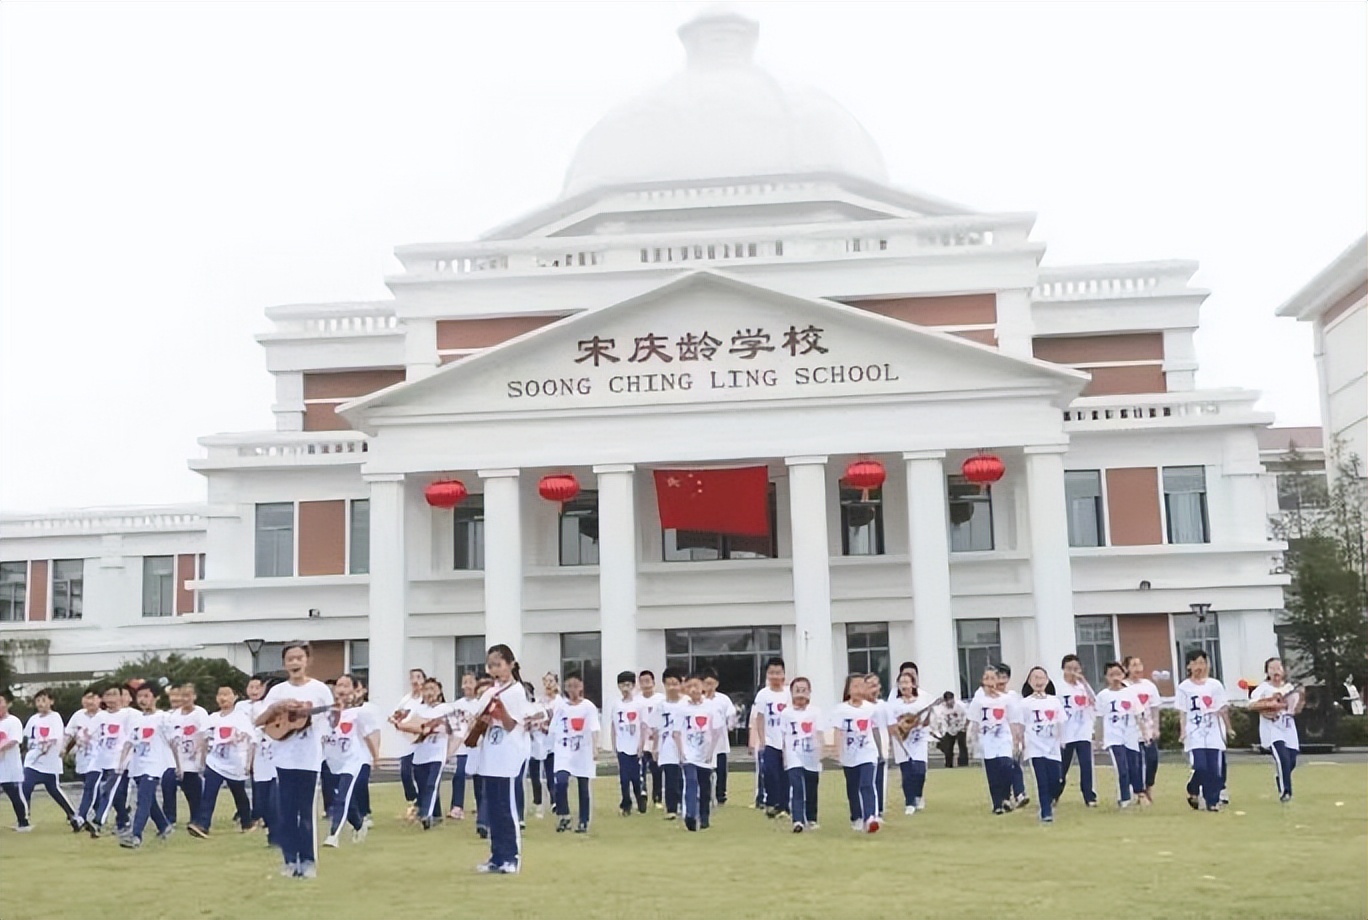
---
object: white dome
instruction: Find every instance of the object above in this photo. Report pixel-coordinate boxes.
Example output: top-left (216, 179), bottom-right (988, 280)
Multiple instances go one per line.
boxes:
top-left (561, 8), bottom-right (888, 198)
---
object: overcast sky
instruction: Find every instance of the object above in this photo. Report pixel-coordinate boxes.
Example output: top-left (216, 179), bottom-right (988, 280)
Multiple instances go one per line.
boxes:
top-left (1, 1), bottom-right (1363, 513)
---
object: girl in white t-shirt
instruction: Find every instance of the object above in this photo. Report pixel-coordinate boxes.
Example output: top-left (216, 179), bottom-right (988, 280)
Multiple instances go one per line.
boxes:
top-left (1249, 657), bottom-right (1303, 802)
top-left (968, 667), bottom-right (1019, 815)
top-left (779, 676), bottom-right (823, 832)
top-left (446, 672), bottom-right (483, 821)
top-left (1056, 655), bottom-right (1098, 806)
top-left (473, 644), bottom-right (533, 874)
top-left (1019, 667), bottom-right (1064, 823)
top-left (21, 688), bottom-right (79, 829)
top-left (1124, 655), bottom-right (1162, 801)
top-left (1175, 649), bottom-right (1229, 812)
top-left (831, 674), bottom-right (882, 833)
top-left (398, 678), bottom-right (449, 830)
top-left (526, 672), bottom-right (557, 820)
top-left (322, 674), bottom-right (379, 844)
top-left (886, 671), bottom-right (934, 816)
top-left (389, 668), bottom-right (427, 821)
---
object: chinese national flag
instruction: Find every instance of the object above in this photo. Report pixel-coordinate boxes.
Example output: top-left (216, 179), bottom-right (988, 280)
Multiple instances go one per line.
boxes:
top-left (653, 467), bottom-right (770, 537)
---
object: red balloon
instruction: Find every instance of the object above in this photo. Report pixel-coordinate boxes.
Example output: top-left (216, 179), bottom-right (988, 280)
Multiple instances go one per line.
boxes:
top-left (844, 459), bottom-right (886, 491)
top-left (424, 479), bottom-right (468, 509)
top-left (538, 473), bottom-right (580, 504)
top-left (961, 453), bottom-right (1005, 485)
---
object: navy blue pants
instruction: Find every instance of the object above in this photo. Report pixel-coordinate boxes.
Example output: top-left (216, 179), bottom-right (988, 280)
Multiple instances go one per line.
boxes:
top-left (528, 756), bottom-right (548, 806)
top-left (327, 765), bottom-right (369, 834)
top-left (1270, 741), bottom-right (1297, 798)
top-left (1187, 748), bottom-right (1223, 808)
top-left (1059, 740), bottom-right (1097, 804)
top-left (553, 770), bottom-right (591, 826)
top-left (874, 759), bottom-right (886, 814)
top-left (713, 753), bottom-right (728, 804)
top-left (1, 781), bottom-right (28, 827)
top-left (21, 768), bottom-right (75, 821)
top-left (641, 750), bottom-right (661, 803)
top-left (759, 746), bottom-right (785, 810)
top-left (1032, 757), bottom-right (1061, 820)
top-left (93, 769), bottom-right (130, 829)
top-left (197, 767), bottom-right (251, 830)
top-left (76, 770), bottom-right (101, 823)
top-left (274, 767), bottom-right (318, 868)
top-left (399, 753), bottom-right (417, 804)
top-left (1010, 757), bottom-right (1026, 798)
top-left (251, 777), bottom-right (279, 843)
top-left (843, 762), bottom-right (877, 823)
top-left (683, 764), bottom-right (712, 829)
top-left (898, 759), bottom-right (927, 806)
top-left (450, 755), bottom-right (470, 810)
top-left (983, 756), bottom-right (1014, 811)
top-left (616, 751), bottom-right (643, 810)
top-left (320, 763), bottom-right (337, 814)
top-left (483, 775), bottom-right (520, 869)
top-left (515, 763), bottom-right (526, 822)
top-left (787, 766), bottom-right (818, 824)
top-left (131, 774), bottom-right (170, 840)
top-left (661, 763), bottom-right (683, 816)
top-left (1141, 739), bottom-right (1159, 788)
top-left (414, 760), bottom-right (443, 821)
top-left (1108, 745), bottom-right (1143, 802)
top-left (473, 774), bottom-right (488, 831)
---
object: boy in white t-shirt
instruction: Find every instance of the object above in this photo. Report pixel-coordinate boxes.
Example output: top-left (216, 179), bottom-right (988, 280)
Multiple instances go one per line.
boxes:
top-left (1175, 648), bottom-right (1229, 812)
top-left (1123, 656), bottom-right (1162, 800)
top-left (650, 669), bottom-right (688, 820)
top-left (21, 688), bottom-right (79, 829)
top-left (1056, 654), bottom-right (1098, 807)
top-left (995, 664), bottom-right (1029, 808)
top-left (118, 684), bottom-right (177, 848)
top-left (189, 685), bottom-right (255, 836)
top-left (0, 691), bottom-right (28, 831)
top-left (702, 669), bottom-right (737, 807)
top-left (636, 671), bottom-right (664, 808)
top-left (550, 672), bottom-right (599, 834)
top-left (236, 676), bottom-right (279, 845)
top-left (163, 683), bottom-right (209, 827)
top-left (749, 657), bottom-right (791, 817)
top-left (1249, 656), bottom-right (1303, 802)
top-left (677, 673), bottom-right (724, 832)
top-left (1095, 661), bottom-right (1147, 808)
top-left (610, 670), bottom-right (648, 817)
top-left (89, 684), bottom-right (138, 835)
top-left (65, 689), bottom-right (104, 830)
top-left (779, 677), bottom-right (824, 831)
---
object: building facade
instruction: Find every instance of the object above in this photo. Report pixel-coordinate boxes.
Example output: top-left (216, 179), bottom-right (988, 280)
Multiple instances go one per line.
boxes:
top-left (1, 10), bottom-right (1288, 746)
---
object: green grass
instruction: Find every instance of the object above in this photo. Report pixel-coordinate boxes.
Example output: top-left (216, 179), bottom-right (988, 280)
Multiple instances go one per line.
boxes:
top-left (2, 762), bottom-right (1365, 920)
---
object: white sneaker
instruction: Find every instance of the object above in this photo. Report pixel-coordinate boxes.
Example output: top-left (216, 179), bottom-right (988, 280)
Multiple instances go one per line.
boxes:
top-left (535, 805), bottom-right (545, 819)
top-left (297, 861), bottom-right (317, 879)
top-left (323, 833), bottom-right (339, 848)
top-left (14, 825), bottom-right (33, 833)
top-left (904, 805), bottom-right (917, 816)
top-left (351, 824), bottom-right (368, 844)
top-left (914, 797), bottom-right (926, 810)
top-left (361, 815), bottom-right (373, 830)
top-left (851, 820), bottom-right (864, 832)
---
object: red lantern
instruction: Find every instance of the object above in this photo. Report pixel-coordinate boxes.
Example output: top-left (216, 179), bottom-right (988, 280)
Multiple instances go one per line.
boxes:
top-left (844, 459), bottom-right (886, 501)
top-left (961, 453), bottom-right (1005, 489)
top-left (538, 473), bottom-right (580, 504)
top-left (424, 479), bottom-right (468, 509)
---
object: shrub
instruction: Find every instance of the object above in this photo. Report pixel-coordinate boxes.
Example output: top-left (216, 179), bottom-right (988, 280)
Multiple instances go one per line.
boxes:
top-left (1335, 714), bottom-right (1368, 747)
top-left (107, 653), bottom-right (248, 707)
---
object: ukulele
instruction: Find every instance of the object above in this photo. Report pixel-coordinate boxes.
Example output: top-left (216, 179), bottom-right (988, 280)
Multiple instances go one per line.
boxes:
top-left (261, 701), bottom-right (338, 742)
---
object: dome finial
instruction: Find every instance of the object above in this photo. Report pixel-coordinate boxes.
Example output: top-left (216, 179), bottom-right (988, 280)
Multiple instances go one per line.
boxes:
top-left (677, 4), bottom-right (759, 69)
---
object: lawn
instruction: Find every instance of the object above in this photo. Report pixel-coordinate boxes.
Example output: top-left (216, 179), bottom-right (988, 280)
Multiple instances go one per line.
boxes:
top-left (2, 760), bottom-right (1365, 920)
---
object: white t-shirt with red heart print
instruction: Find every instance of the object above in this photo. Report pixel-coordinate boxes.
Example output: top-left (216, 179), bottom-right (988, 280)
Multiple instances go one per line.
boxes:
top-left (1125, 678), bottom-right (1161, 738)
top-left (830, 701), bottom-right (880, 768)
top-left (1019, 694), bottom-right (1064, 760)
top-left (885, 695), bottom-right (936, 764)
top-left (92, 708), bottom-right (139, 772)
top-left (23, 712), bottom-right (66, 774)
top-left (322, 705), bottom-right (378, 775)
top-left (610, 696), bottom-right (647, 755)
top-left (680, 698), bottom-right (723, 768)
top-left (969, 689), bottom-right (1015, 760)
top-left (0, 714), bottom-right (22, 783)
top-left (127, 711), bottom-right (174, 778)
top-left (779, 705), bottom-right (824, 772)
top-left (752, 686), bottom-right (792, 750)
top-left (551, 698), bottom-right (600, 778)
top-left (1176, 678), bottom-right (1228, 752)
top-left (204, 709), bottom-right (254, 780)
top-left (66, 709), bottom-right (102, 775)
top-left (164, 706), bottom-right (209, 773)
top-left (1057, 679), bottom-right (1095, 746)
top-left (1095, 686), bottom-right (1142, 750)
top-left (650, 698), bottom-right (687, 766)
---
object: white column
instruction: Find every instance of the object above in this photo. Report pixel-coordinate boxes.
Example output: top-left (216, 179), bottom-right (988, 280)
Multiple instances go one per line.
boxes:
top-left (905, 451), bottom-right (957, 698)
top-left (366, 474), bottom-right (408, 756)
top-left (1025, 445), bottom-right (1076, 671)
top-left (595, 464), bottom-right (639, 697)
top-left (787, 456), bottom-right (836, 708)
top-left (994, 289), bottom-right (1035, 360)
top-left (479, 469), bottom-right (524, 656)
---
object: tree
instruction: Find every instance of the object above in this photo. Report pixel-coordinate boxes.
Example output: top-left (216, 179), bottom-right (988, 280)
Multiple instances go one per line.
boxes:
top-left (1273, 445), bottom-right (1367, 689)
top-left (107, 653), bottom-right (249, 706)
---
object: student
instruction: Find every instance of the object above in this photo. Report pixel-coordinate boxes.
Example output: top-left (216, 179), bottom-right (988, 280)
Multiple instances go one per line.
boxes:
top-left (526, 673), bottom-right (555, 820)
top-left (398, 678), bottom-right (449, 831)
top-left (932, 692), bottom-right (969, 768)
top-left (995, 664), bottom-right (1029, 808)
top-left (65, 688), bottom-right (104, 831)
top-left (237, 676), bottom-right (279, 843)
top-left (637, 670), bottom-right (664, 808)
top-left (163, 682), bottom-right (208, 827)
top-left (885, 670), bottom-right (934, 816)
top-left (550, 672), bottom-right (599, 834)
top-left (609, 670), bottom-right (647, 817)
top-left (21, 688), bottom-right (79, 829)
top-left (676, 672), bottom-right (723, 832)
top-left (831, 674), bottom-right (881, 833)
top-left (865, 673), bottom-right (891, 819)
top-left (0, 691), bottom-right (28, 832)
top-left (472, 645), bottom-right (532, 874)
top-left (321, 674), bottom-right (379, 845)
top-left (389, 668), bottom-right (427, 821)
top-left (1123, 656), bottom-right (1162, 801)
top-left (447, 672), bottom-right (484, 820)
top-left (1250, 657), bottom-right (1303, 802)
top-left (467, 674), bottom-right (494, 840)
top-left (88, 684), bottom-right (138, 836)
top-left (702, 669), bottom-right (737, 807)
top-left (118, 683), bottom-right (176, 848)
top-left (886, 662), bottom-right (919, 701)
top-left (1056, 655), bottom-right (1098, 807)
top-left (650, 669), bottom-right (687, 820)
top-left (968, 667), bottom-right (1017, 815)
top-left (1095, 661), bottom-right (1146, 808)
top-left (779, 676), bottom-right (822, 832)
top-left (1019, 666), bottom-right (1064, 823)
top-left (749, 657), bottom-right (791, 817)
top-left (256, 642), bottom-right (335, 878)
top-left (189, 685), bottom-right (254, 836)
top-left (1176, 649), bottom-right (1228, 812)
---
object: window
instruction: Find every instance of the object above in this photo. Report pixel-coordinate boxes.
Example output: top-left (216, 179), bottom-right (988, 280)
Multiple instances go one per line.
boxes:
top-left (142, 556), bottom-right (175, 617)
top-left (254, 502), bottom-right (295, 577)
top-left (454, 495), bottom-right (485, 571)
top-left (1073, 615), bottom-right (1116, 687)
top-left (559, 490), bottom-right (600, 566)
top-left (1174, 612), bottom-right (1222, 681)
top-left (251, 642), bottom-right (289, 675)
top-left (846, 622), bottom-right (890, 690)
top-left (560, 632), bottom-right (602, 707)
top-left (0, 562), bottom-right (25, 621)
top-left (663, 484), bottom-right (778, 561)
top-left (347, 640), bottom-right (369, 682)
top-left (52, 559), bottom-right (84, 620)
top-left (948, 477), bottom-right (994, 552)
top-left (1163, 466), bottom-right (1210, 544)
top-left (455, 636), bottom-right (487, 680)
top-left (955, 618), bottom-right (1001, 699)
top-left (1065, 470), bottom-right (1105, 547)
top-left (840, 486), bottom-right (885, 556)
top-left (1276, 472), bottom-right (1329, 512)
top-left (665, 626), bottom-right (782, 738)
top-left (195, 554), bottom-right (205, 613)
top-left (349, 499), bottom-right (370, 575)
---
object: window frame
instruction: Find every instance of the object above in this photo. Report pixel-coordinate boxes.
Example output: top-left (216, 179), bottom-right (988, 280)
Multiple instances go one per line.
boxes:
top-left (839, 485), bottom-right (885, 556)
top-left (560, 631), bottom-right (603, 708)
top-left (1064, 469), bottom-right (1106, 548)
top-left (954, 618), bottom-right (1001, 699)
top-left (142, 555), bottom-right (175, 618)
top-left (845, 622), bottom-right (891, 690)
top-left (558, 490), bottom-right (601, 567)
top-left (348, 498), bottom-right (370, 575)
top-left (0, 561), bottom-right (26, 622)
top-left (453, 494), bottom-right (486, 571)
top-left (254, 502), bottom-right (296, 578)
top-left (947, 477), bottom-right (995, 553)
top-left (51, 558), bottom-right (84, 620)
top-left (1173, 612), bottom-right (1223, 682)
top-left (1073, 614), bottom-right (1117, 687)
top-left (1162, 465), bottom-right (1211, 545)
top-left (454, 636), bottom-right (487, 680)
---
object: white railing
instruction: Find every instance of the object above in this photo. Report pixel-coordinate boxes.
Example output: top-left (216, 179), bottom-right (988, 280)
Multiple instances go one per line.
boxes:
top-left (261, 302), bottom-right (402, 338)
top-left (1063, 389), bottom-right (1264, 429)
top-left (623, 180), bottom-right (822, 202)
top-left (192, 431), bottom-right (370, 469)
top-left (1034, 262), bottom-right (1197, 301)
top-left (0, 505), bottom-right (206, 537)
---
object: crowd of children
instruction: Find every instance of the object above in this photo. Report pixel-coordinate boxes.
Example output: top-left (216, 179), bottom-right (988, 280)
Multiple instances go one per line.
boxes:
top-left (0, 643), bottom-right (1307, 874)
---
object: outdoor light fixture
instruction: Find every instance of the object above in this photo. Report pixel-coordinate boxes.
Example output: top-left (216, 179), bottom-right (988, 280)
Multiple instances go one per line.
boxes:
top-left (1139, 580), bottom-right (1152, 590)
top-left (244, 638), bottom-right (265, 656)
top-left (1190, 602), bottom-right (1212, 622)
top-left (308, 608), bottom-right (321, 619)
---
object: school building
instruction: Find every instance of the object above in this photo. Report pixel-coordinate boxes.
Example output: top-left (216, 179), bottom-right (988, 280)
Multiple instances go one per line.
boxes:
top-left (0, 9), bottom-right (1291, 749)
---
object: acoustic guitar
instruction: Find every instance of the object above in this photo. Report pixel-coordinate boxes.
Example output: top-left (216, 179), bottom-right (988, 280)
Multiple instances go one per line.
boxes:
top-left (261, 702), bottom-right (337, 742)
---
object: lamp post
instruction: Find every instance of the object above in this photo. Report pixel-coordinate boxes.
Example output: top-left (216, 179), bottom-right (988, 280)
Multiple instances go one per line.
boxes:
top-left (244, 638), bottom-right (265, 674)
top-left (1189, 602), bottom-right (1212, 622)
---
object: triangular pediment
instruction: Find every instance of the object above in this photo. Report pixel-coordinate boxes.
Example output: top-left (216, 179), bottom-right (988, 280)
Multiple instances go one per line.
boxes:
top-left (341, 271), bottom-right (1087, 426)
